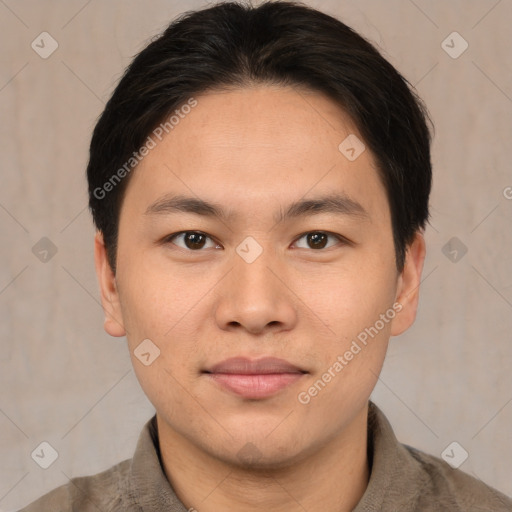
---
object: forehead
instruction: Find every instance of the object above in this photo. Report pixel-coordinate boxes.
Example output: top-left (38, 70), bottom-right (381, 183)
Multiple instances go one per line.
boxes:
top-left (121, 85), bottom-right (388, 223)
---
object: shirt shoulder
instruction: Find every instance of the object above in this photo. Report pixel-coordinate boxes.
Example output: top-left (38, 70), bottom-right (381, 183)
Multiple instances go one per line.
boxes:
top-left (403, 444), bottom-right (512, 511)
top-left (16, 458), bottom-right (135, 512)
top-left (17, 414), bottom-right (189, 512)
top-left (356, 402), bottom-right (512, 512)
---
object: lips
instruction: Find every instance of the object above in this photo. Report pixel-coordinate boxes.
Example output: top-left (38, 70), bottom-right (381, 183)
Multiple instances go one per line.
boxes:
top-left (205, 357), bottom-right (306, 375)
top-left (203, 357), bottom-right (307, 399)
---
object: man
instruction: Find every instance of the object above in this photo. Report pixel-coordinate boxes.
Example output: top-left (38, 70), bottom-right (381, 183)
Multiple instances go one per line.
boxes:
top-left (19, 1), bottom-right (512, 510)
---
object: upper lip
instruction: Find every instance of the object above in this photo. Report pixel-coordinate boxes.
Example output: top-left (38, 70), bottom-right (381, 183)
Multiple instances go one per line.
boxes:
top-left (204, 357), bottom-right (307, 375)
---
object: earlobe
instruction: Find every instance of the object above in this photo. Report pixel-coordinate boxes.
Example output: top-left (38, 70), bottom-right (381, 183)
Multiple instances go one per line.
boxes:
top-left (93, 231), bottom-right (126, 337)
top-left (390, 231), bottom-right (426, 337)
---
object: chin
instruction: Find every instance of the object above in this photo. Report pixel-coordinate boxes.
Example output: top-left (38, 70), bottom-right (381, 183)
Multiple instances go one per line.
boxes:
top-left (223, 447), bottom-right (304, 473)
top-left (202, 431), bottom-right (313, 473)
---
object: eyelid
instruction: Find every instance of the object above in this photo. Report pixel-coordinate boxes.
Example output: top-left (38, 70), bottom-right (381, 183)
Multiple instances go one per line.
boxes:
top-left (164, 231), bottom-right (221, 250)
top-left (291, 230), bottom-right (349, 249)
top-left (163, 230), bottom-right (350, 251)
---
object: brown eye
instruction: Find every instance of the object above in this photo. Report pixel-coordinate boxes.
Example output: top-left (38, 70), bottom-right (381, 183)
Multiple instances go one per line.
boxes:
top-left (307, 232), bottom-right (328, 249)
top-left (184, 232), bottom-right (206, 249)
top-left (166, 231), bottom-right (219, 251)
top-left (293, 231), bottom-right (343, 250)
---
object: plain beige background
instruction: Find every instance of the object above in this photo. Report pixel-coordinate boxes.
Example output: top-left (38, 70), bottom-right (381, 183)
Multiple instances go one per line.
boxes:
top-left (1, 0), bottom-right (511, 510)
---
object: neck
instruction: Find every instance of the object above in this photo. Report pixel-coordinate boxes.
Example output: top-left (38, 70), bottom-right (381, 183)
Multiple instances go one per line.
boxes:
top-left (157, 403), bottom-right (370, 512)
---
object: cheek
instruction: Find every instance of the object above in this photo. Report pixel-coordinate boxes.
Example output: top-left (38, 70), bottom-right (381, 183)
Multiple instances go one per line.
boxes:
top-left (297, 279), bottom-right (395, 415)
top-left (117, 258), bottom-right (210, 392)
top-left (117, 253), bottom-right (200, 338)
top-left (304, 257), bottom-right (398, 337)
top-left (118, 273), bottom-right (202, 413)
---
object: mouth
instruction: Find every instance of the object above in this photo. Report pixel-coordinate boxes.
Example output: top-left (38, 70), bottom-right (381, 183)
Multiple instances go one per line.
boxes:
top-left (202, 357), bottom-right (308, 399)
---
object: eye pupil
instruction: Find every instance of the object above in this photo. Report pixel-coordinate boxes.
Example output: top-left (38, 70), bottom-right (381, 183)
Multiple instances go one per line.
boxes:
top-left (185, 232), bottom-right (206, 249)
top-left (307, 232), bottom-right (328, 249)
top-left (174, 231), bottom-right (335, 251)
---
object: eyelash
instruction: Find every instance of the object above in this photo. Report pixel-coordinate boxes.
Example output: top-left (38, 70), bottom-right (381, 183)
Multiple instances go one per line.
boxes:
top-left (163, 230), bottom-right (349, 251)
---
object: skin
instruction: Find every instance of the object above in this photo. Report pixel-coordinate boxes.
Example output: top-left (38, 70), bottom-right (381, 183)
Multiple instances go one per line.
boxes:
top-left (94, 85), bottom-right (426, 512)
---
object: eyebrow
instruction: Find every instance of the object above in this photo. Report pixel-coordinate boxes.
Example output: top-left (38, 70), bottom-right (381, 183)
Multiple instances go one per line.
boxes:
top-left (144, 193), bottom-right (369, 223)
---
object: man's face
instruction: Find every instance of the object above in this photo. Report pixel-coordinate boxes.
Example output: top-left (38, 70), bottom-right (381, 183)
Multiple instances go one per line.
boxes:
top-left (95, 85), bottom-right (424, 468)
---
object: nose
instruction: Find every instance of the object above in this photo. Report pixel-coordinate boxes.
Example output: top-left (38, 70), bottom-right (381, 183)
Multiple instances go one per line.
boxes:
top-left (214, 244), bottom-right (298, 335)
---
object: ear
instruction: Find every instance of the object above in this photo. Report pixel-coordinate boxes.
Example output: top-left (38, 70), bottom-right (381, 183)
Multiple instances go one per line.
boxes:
top-left (93, 231), bottom-right (126, 337)
top-left (390, 231), bottom-right (426, 336)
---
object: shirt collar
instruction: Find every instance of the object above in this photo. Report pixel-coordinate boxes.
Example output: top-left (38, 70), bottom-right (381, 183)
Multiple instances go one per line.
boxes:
top-left (353, 401), bottom-right (428, 511)
top-left (129, 414), bottom-right (189, 511)
top-left (128, 401), bottom-right (425, 511)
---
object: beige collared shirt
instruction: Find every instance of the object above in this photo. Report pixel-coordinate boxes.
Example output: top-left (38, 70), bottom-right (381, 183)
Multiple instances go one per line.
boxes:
top-left (18, 401), bottom-right (512, 511)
